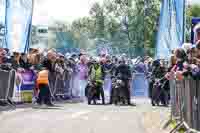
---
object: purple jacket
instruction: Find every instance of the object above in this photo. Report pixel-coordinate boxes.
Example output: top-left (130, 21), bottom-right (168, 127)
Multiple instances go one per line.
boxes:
top-left (77, 63), bottom-right (88, 80)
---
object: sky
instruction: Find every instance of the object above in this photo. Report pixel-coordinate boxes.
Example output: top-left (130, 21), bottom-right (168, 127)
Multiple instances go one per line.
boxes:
top-left (32, 0), bottom-right (102, 25)
top-left (32, 0), bottom-right (200, 25)
top-left (0, 0), bottom-right (200, 25)
top-left (188, 0), bottom-right (200, 4)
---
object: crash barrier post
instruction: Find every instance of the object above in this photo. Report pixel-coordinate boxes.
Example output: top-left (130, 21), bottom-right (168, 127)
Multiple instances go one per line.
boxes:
top-left (0, 69), bottom-right (16, 105)
top-left (163, 79), bottom-right (177, 129)
top-left (170, 78), bottom-right (200, 133)
top-left (169, 79), bottom-right (179, 119)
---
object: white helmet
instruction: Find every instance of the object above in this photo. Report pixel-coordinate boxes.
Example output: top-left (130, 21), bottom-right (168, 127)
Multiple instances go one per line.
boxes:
top-left (182, 43), bottom-right (192, 52)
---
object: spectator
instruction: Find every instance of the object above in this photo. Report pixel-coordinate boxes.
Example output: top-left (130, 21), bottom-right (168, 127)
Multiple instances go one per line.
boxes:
top-left (11, 52), bottom-right (21, 70)
top-left (76, 54), bottom-right (89, 101)
top-left (36, 59), bottom-right (53, 106)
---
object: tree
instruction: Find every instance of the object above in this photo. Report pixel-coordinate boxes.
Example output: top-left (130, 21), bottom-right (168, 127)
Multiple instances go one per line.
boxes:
top-left (186, 4), bottom-right (200, 41)
top-left (67, 0), bottom-right (161, 57)
top-left (188, 4), bottom-right (200, 18)
top-left (103, 0), bottom-right (160, 56)
top-left (89, 2), bottom-right (105, 38)
top-left (144, 0), bottom-right (160, 56)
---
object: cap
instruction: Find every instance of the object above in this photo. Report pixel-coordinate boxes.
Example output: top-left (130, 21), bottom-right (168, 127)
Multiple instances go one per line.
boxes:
top-left (57, 53), bottom-right (64, 57)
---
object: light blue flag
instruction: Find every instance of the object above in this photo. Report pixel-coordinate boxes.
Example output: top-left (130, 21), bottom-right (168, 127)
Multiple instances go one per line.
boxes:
top-left (156, 0), bottom-right (185, 59)
top-left (5, 0), bottom-right (33, 53)
top-left (0, 0), bottom-right (6, 24)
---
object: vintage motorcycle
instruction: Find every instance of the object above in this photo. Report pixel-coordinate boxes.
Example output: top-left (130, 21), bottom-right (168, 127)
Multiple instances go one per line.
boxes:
top-left (111, 76), bottom-right (127, 105)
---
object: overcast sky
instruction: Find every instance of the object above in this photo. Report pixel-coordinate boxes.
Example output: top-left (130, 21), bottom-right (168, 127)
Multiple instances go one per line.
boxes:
top-left (32, 0), bottom-right (200, 25)
top-left (188, 0), bottom-right (200, 4)
top-left (0, 0), bottom-right (200, 25)
top-left (32, 0), bottom-right (102, 25)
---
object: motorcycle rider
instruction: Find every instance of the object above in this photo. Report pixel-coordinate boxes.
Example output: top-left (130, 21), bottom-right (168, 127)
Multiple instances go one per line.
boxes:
top-left (151, 59), bottom-right (167, 106)
top-left (114, 58), bottom-right (132, 105)
top-left (103, 59), bottom-right (114, 101)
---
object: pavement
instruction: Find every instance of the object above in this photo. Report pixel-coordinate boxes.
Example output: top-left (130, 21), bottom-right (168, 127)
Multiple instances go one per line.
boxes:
top-left (0, 98), bottom-right (170, 133)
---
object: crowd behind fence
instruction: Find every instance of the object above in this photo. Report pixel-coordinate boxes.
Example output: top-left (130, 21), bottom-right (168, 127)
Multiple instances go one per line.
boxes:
top-left (0, 66), bottom-right (149, 104)
top-left (170, 77), bottom-right (200, 132)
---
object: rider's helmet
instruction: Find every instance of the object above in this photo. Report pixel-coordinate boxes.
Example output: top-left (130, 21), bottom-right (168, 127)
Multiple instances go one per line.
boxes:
top-left (152, 59), bottom-right (160, 67)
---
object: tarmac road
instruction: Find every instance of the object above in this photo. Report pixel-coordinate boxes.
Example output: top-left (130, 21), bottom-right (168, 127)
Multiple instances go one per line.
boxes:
top-left (0, 98), bottom-right (169, 133)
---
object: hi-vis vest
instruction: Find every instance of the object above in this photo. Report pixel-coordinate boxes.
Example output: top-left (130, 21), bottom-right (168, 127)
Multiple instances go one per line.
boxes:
top-left (90, 66), bottom-right (103, 84)
top-left (37, 70), bottom-right (49, 85)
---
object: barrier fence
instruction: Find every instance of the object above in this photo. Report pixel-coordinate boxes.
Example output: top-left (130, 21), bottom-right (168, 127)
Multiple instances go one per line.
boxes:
top-left (0, 68), bottom-right (75, 104)
top-left (170, 78), bottom-right (200, 132)
top-left (1, 66), bottom-right (200, 131)
top-left (0, 69), bottom-right (15, 105)
top-left (131, 73), bottom-right (149, 97)
top-left (0, 67), bottom-right (150, 104)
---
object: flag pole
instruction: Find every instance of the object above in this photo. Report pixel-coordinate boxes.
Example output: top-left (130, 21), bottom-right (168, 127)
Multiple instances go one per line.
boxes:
top-left (4, 0), bottom-right (8, 48)
top-left (182, 0), bottom-right (186, 43)
top-left (24, 0), bottom-right (34, 53)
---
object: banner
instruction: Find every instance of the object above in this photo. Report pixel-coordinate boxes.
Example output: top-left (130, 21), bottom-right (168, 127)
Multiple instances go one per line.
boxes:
top-left (0, 0), bottom-right (6, 24)
top-left (5, 0), bottom-right (33, 53)
top-left (156, 0), bottom-right (185, 59)
top-left (20, 70), bottom-right (36, 91)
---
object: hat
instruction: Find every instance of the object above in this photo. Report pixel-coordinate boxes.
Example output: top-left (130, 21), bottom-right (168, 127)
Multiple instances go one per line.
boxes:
top-left (152, 59), bottom-right (160, 66)
top-left (3, 48), bottom-right (9, 53)
top-left (29, 48), bottom-right (38, 53)
top-left (57, 53), bottom-right (64, 57)
top-left (94, 57), bottom-right (100, 62)
top-left (13, 52), bottom-right (20, 56)
top-left (182, 43), bottom-right (192, 52)
top-left (42, 59), bottom-right (49, 68)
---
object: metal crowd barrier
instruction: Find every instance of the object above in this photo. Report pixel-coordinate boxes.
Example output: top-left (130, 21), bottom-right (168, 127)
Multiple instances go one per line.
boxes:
top-left (49, 70), bottom-right (73, 100)
top-left (0, 69), bottom-right (15, 105)
top-left (170, 78), bottom-right (200, 132)
top-left (131, 73), bottom-right (149, 97)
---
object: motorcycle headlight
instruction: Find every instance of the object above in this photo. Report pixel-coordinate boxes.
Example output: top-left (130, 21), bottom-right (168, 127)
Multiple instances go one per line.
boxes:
top-left (116, 79), bottom-right (122, 84)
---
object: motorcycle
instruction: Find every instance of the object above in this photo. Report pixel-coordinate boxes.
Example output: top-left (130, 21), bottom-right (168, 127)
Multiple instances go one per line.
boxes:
top-left (151, 77), bottom-right (169, 106)
top-left (85, 80), bottom-right (102, 105)
top-left (111, 77), bottom-right (127, 105)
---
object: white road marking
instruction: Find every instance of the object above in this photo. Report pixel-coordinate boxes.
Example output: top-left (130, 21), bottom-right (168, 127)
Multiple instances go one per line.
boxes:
top-left (71, 110), bottom-right (92, 119)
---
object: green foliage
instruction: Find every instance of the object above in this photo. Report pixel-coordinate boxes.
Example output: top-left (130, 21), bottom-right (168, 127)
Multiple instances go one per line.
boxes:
top-left (62, 0), bottom-right (161, 57)
top-left (188, 5), bottom-right (200, 17)
top-left (186, 4), bottom-right (200, 41)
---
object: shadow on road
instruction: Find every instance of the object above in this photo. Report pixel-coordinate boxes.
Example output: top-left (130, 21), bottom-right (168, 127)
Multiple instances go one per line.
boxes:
top-left (32, 106), bottom-right (63, 110)
top-left (0, 104), bottom-right (65, 112)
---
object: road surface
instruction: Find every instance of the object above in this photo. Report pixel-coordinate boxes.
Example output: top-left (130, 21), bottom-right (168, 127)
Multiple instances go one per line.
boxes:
top-left (0, 98), bottom-right (169, 133)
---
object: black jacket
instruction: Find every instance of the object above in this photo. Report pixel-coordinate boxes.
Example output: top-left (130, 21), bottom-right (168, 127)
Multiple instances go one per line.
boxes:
top-left (115, 64), bottom-right (132, 80)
